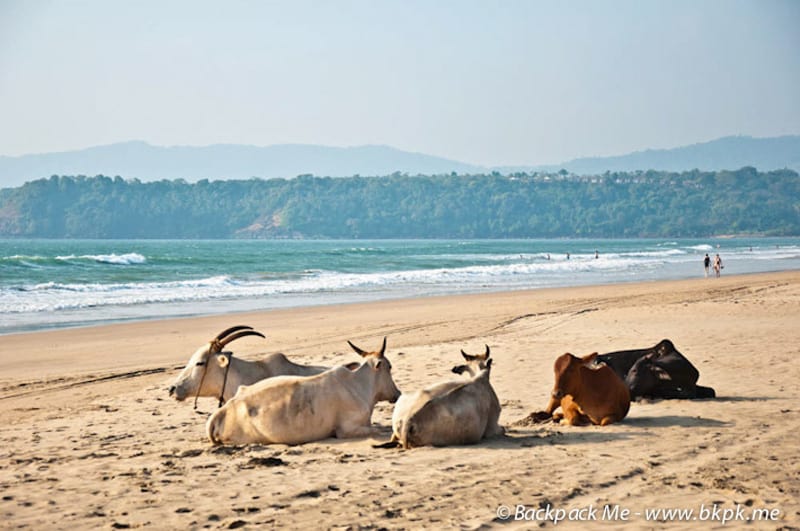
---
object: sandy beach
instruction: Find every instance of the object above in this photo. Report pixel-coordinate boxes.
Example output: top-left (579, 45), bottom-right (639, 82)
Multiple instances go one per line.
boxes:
top-left (1, 271), bottom-right (799, 530)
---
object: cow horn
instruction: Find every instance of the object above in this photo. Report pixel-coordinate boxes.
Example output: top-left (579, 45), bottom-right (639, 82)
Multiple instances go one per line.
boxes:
top-left (484, 344), bottom-right (491, 359)
top-left (348, 340), bottom-right (368, 357)
top-left (214, 325), bottom-right (254, 341)
top-left (380, 337), bottom-right (387, 357)
top-left (219, 330), bottom-right (266, 348)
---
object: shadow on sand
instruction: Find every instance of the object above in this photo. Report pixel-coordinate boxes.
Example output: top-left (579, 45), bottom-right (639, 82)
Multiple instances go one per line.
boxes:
top-left (623, 415), bottom-right (732, 428)
top-left (705, 395), bottom-right (778, 403)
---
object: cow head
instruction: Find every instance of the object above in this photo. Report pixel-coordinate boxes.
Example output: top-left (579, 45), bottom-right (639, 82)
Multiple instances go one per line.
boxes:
top-left (656, 339), bottom-right (677, 357)
top-left (168, 325), bottom-right (265, 401)
top-left (349, 337), bottom-right (401, 403)
top-left (625, 353), bottom-right (669, 399)
top-left (452, 345), bottom-right (492, 376)
top-left (551, 352), bottom-right (598, 399)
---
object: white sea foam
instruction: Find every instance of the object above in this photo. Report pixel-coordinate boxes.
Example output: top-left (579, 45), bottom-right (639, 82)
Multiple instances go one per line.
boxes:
top-left (0, 256), bottom-right (664, 315)
top-left (3, 239), bottom-right (800, 333)
top-left (55, 253), bottom-right (147, 265)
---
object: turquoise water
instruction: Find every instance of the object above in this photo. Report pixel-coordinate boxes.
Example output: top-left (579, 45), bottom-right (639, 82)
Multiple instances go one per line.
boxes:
top-left (2, 238), bottom-right (799, 334)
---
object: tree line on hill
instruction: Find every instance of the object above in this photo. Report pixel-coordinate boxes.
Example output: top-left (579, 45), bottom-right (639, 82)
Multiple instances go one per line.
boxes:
top-left (0, 167), bottom-right (797, 238)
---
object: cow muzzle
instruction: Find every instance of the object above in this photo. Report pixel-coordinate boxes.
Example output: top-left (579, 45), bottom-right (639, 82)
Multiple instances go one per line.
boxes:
top-left (168, 385), bottom-right (186, 401)
top-left (551, 389), bottom-right (564, 399)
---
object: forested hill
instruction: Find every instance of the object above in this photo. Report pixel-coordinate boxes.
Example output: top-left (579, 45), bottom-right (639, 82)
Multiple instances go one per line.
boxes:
top-left (0, 167), bottom-right (798, 238)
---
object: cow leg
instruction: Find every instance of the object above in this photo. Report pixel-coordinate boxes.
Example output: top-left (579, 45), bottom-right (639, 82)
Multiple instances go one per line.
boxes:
top-left (543, 395), bottom-right (563, 419)
top-left (599, 415), bottom-right (621, 426)
top-left (485, 422), bottom-right (506, 438)
top-left (543, 396), bottom-right (561, 415)
top-left (695, 385), bottom-right (716, 398)
top-left (529, 396), bottom-right (561, 423)
top-left (335, 421), bottom-right (382, 439)
top-left (560, 396), bottom-right (591, 426)
top-left (655, 383), bottom-right (696, 399)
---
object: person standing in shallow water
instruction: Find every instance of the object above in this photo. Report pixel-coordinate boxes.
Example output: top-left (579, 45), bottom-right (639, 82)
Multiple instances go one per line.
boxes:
top-left (713, 254), bottom-right (723, 278)
top-left (704, 253), bottom-right (710, 278)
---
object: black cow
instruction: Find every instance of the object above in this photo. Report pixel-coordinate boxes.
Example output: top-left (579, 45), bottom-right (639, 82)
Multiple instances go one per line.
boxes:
top-left (596, 339), bottom-right (715, 399)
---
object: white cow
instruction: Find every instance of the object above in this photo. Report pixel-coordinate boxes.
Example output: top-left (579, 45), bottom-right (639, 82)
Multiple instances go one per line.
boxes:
top-left (380, 346), bottom-right (504, 449)
top-left (206, 337), bottom-right (401, 445)
top-left (169, 325), bottom-right (339, 407)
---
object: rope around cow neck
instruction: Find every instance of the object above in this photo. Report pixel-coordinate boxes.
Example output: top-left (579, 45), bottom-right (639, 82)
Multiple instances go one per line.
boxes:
top-left (218, 352), bottom-right (233, 408)
top-left (193, 351), bottom-right (234, 410)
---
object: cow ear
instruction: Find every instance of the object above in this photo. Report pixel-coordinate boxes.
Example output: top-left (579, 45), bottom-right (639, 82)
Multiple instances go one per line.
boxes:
top-left (374, 359), bottom-right (384, 371)
top-left (582, 352), bottom-right (599, 364)
top-left (216, 354), bottom-right (230, 368)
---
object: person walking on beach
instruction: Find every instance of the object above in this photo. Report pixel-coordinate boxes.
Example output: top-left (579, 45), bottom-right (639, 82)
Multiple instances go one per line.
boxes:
top-left (713, 254), bottom-right (723, 278)
top-left (704, 253), bottom-right (710, 278)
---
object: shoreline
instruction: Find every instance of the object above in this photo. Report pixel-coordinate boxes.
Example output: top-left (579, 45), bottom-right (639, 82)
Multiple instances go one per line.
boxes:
top-left (2, 269), bottom-right (797, 378)
top-left (4, 265), bottom-right (799, 337)
top-left (2, 270), bottom-right (799, 529)
top-left (4, 236), bottom-right (800, 337)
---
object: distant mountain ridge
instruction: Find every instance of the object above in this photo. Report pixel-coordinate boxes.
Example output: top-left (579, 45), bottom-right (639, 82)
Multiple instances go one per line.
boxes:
top-left (0, 135), bottom-right (798, 188)
top-left (0, 142), bottom-right (484, 188)
top-left (500, 135), bottom-right (800, 175)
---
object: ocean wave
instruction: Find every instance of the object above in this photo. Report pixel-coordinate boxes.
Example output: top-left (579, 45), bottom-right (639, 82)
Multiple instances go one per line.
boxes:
top-left (0, 258), bottom-right (657, 314)
top-left (1, 255), bottom-right (52, 268)
top-left (55, 253), bottom-right (147, 265)
top-left (2, 254), bottom-right (46, 261)
top-left (4, 239), bottom-right (800, 324)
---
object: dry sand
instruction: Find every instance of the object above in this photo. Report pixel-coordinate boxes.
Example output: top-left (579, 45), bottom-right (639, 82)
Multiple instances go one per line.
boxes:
top-left (1, 271), bottom-right (799, 530)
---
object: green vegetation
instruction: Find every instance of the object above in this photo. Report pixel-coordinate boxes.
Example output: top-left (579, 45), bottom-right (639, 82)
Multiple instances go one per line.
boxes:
top-left (0, 167), bottom-right (798, 238)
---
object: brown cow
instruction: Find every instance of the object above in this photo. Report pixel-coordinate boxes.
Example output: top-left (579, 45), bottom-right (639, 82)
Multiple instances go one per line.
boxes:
top-left (536, 352), bottom-right (630, 426)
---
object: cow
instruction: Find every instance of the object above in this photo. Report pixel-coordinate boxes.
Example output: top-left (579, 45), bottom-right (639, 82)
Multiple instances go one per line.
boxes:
top-left (596, 339), bottom-right (715, 399)
top-left (378, 346), bottom-right (504, 449)
top-left (169, 325), bottom-right (357, 408)
top-left (206, 337), bottom-right (401, 445)
top-left (534, 352), bottom-right (630, 426)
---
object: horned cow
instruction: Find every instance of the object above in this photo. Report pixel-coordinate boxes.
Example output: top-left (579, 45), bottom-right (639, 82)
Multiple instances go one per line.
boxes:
top-left (169, 325), bottom-right (341, 407)
top-left (206, 337), bottom-right (401, 445)
top-left (379, 346), bottom-right (504, 449)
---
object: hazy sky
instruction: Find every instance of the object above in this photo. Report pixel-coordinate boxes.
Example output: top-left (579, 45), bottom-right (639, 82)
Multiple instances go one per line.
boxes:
top-left (1, 0), bottom-right (798, 166)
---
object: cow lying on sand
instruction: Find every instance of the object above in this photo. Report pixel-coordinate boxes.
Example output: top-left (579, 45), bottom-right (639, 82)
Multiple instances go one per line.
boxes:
top-left (377, 346), bottom-right (504, 449)
top-left (597, 339), bottom-right (715, 399)
top-left (534, 352), bottom-right (630, 426)
top-left (206, 337), bottom-right (401, 445)
top-left (169, 325), bottom-right (358, 407)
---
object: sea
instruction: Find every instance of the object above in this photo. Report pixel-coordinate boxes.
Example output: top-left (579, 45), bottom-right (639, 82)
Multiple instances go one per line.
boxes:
top-left (2, 237), bottom-right (799, 335)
